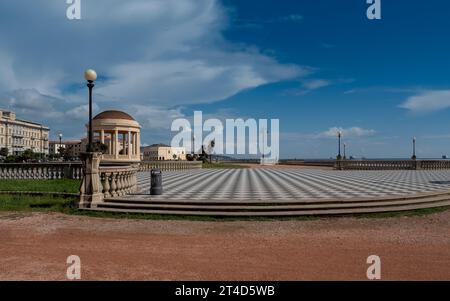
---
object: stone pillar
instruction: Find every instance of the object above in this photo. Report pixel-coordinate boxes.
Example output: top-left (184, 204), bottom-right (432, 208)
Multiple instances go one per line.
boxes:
top-left (79, 152), bottom-right (103, 208)
top-left (132, 132), bottom-right (136, 156)
top-left (100, 130), bottom-right (105, 144)
top-left (108, 135), bottom-right (112, 155)
top-left (114, 129), bottom-right (119, 159)
top-left (136, 132), bottom-right (141, 160)
top-left (128, 130), bottom-right (132, 159)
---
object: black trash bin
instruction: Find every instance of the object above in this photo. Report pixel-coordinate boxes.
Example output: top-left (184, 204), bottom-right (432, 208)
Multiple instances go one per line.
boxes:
top-left (150, 169), bottom-right (163, 195)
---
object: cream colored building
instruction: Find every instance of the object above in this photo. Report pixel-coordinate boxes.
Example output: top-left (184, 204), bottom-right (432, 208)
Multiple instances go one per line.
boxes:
top-left (0, 109), bottom-right (49, 155)
top-left (142, 144), bottom-right (186, 161)
top-left (49, 140), bottom-right (83, 158)
top-left (87, 110), bottom-right (141, 163)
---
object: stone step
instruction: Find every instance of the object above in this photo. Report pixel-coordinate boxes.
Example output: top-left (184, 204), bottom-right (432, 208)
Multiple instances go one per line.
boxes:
top-left (97, 194), bottom-right (450, 212)
top-left (105, 190), bottom-right (450, 206)
top-left (87, 199), bottom-right (450, 217)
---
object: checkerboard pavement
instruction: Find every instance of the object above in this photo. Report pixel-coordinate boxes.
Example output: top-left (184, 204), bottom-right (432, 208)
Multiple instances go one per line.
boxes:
top-left (123, 168), bottom-right (450, 202)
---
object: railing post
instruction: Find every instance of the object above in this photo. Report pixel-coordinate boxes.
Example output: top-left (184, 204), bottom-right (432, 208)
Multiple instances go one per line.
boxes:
top-left (79, 152), bottom-right (103, 208)
top-left (415, 160), bottom-right (422, 170)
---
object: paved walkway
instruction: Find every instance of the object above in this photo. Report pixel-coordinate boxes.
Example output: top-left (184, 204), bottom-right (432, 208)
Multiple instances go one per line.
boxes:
top-left (1, 211), bottom-right (449, 280)
top-left (128, 169), bottom-right (450, 201)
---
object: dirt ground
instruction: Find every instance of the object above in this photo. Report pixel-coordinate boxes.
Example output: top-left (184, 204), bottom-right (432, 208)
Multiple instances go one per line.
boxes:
top-left (0, 210), bottom-right (449, 280)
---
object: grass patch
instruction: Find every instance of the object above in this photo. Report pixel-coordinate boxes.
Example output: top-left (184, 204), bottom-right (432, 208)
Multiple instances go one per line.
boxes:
top-left (354, 206), bottom-right (450, 219)
top-left (0, 179), bottom-right (80, 193)
top-left (202, 162), bottom-right (248, 169)
top-left (0, 194), bottom-right (76, 213)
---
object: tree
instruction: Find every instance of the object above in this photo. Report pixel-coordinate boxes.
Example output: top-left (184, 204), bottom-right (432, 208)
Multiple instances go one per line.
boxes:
top-left (58, 146), bottom-right (65, 157)
top-left (4, 155), bottom-right (17, 163)
top-left (0, 147), bottom-right (8, 157)
top-left (21, 149), bottom-right (36, 161)
top-left (92, 142), bottom-right (108, 154)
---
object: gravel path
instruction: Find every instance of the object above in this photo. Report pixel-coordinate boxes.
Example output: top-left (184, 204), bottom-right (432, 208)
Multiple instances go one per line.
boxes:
top-left (0, 211), bottom-right (449, 280)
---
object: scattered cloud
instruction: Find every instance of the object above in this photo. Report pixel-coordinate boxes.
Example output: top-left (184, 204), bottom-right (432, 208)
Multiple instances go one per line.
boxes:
top-left (232, 14), bottom-right (303, 29)
top-left (400, 90), bottom-right (450, 113)
top-left (303, 79), bottom-right (332, 90)
top-left (285, 78), bottom-right (354, 95)
top-left (316, 127), bottom-right (377, 138)
top-left (281, 126), bottom-right (377, 141)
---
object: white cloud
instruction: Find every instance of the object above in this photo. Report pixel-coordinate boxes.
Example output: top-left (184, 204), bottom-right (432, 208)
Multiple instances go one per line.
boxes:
top-left (0, 0), bottom-right (308, 141)
top-left (66, 104), bottom-right (100, 121)
top-left (303, 79), bottom-right (331, 90)
top-left (316, 127), bottom-right (376, 138)
top-left (400, 90), bottom-right (450, 113)
top-left (129, 105), bottom-right (185, 129)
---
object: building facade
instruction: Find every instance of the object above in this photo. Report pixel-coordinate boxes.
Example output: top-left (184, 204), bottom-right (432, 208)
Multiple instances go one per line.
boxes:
top-left (0, 109), bottom-right (50, 156)
top-left (49, 140), bottom-right (83, 158)
top-left (142, 144), bottom-right (186, 161)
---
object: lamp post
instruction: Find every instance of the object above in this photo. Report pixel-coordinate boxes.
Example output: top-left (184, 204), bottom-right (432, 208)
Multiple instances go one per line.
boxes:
top-left (343, 143), bottom-right (346, 160)
top-left (336, 131), bottom-right (342, 160)
top-left (84, 69), bottom-right (97, 152)
top-left (58, 133), bottom-right (63, 156)
top-left (412, 137), bottom-right (417, 160)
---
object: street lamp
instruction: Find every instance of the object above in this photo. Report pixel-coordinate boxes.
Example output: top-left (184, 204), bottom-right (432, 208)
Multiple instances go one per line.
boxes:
top-left (412, 137), bottom-right (417, 160)
top-left (58, 133), bottom-right (63, 156)
top-left (343, 143), bottom-right (347, 160)
top-left (336, 130), bottom-right (342, 160)
top-left (84, 69), bottom-right (97, 152)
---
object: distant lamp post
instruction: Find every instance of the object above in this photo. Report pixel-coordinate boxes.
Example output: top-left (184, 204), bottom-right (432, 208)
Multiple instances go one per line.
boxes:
top-left (336, 131), bottom-right (342, 160)
top-left (343, 143), bottom-right (347, 160)
top-left (84, 69), bottom-right (97, 152)
top-left (58, 133), bottom-right (63, 156)
top-left (411, 137), bottom-right (417, 160)
top-left (191, 133), bottom-right (196, 155)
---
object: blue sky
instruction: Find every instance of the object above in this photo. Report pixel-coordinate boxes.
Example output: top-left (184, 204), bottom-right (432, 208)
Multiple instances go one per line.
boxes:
top-left (1, 0), bottom-right (450, 158)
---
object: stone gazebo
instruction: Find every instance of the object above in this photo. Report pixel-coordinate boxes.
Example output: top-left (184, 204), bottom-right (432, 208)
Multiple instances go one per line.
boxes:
top-left (89, 110), bottom-right (141, 163)
top-left (79, 110), bottom-right (141, 208)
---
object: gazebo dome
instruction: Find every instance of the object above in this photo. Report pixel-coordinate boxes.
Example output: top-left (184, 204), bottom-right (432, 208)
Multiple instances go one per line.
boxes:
top-left (93, 110), bottom-right (135, 121)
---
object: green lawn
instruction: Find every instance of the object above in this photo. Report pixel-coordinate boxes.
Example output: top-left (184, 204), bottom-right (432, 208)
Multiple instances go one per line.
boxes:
top-left (0, 179), bottom-right (81, 193)
top-left (0, 194), bottom-right (76, 213)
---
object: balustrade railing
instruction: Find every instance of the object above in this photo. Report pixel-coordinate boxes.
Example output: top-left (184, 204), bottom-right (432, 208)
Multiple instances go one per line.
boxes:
top-left (0, 163), bottom-right (83, 180)
top-left (337, 160), bottom-right (450, 170)
top-left (139, 161), bottom-right (202, 171)
top-left (98, 165), bottom-right (138, 198)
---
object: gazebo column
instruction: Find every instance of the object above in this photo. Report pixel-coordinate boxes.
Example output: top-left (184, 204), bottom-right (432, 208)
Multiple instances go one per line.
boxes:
top-left (131, 132), bottom-right (136, 156)
top-left (128, 131), bottom-right (132, 159)
top-left (133, 132), bottom-right (137, 157)
top-left (122, 133), bottom-right (126, 155)
top-left (114, 129), bottom-right (119, 159)
top-left (136, 132), bottom-right (141, 159)
top-left (100, 130), bottom-right (105, 144)
top-left (108, 135), bottom-right (112, 155)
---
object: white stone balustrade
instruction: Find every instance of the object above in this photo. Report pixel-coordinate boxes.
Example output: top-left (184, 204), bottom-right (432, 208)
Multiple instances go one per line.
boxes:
top-left (99, 165), bottom-right (138, 199)
top-left (336, 160), bottom-right (450, 170)
top-left (139, 161), bottom-right (202, 172)
top-left (0, 163), bottom-right (83, 180)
